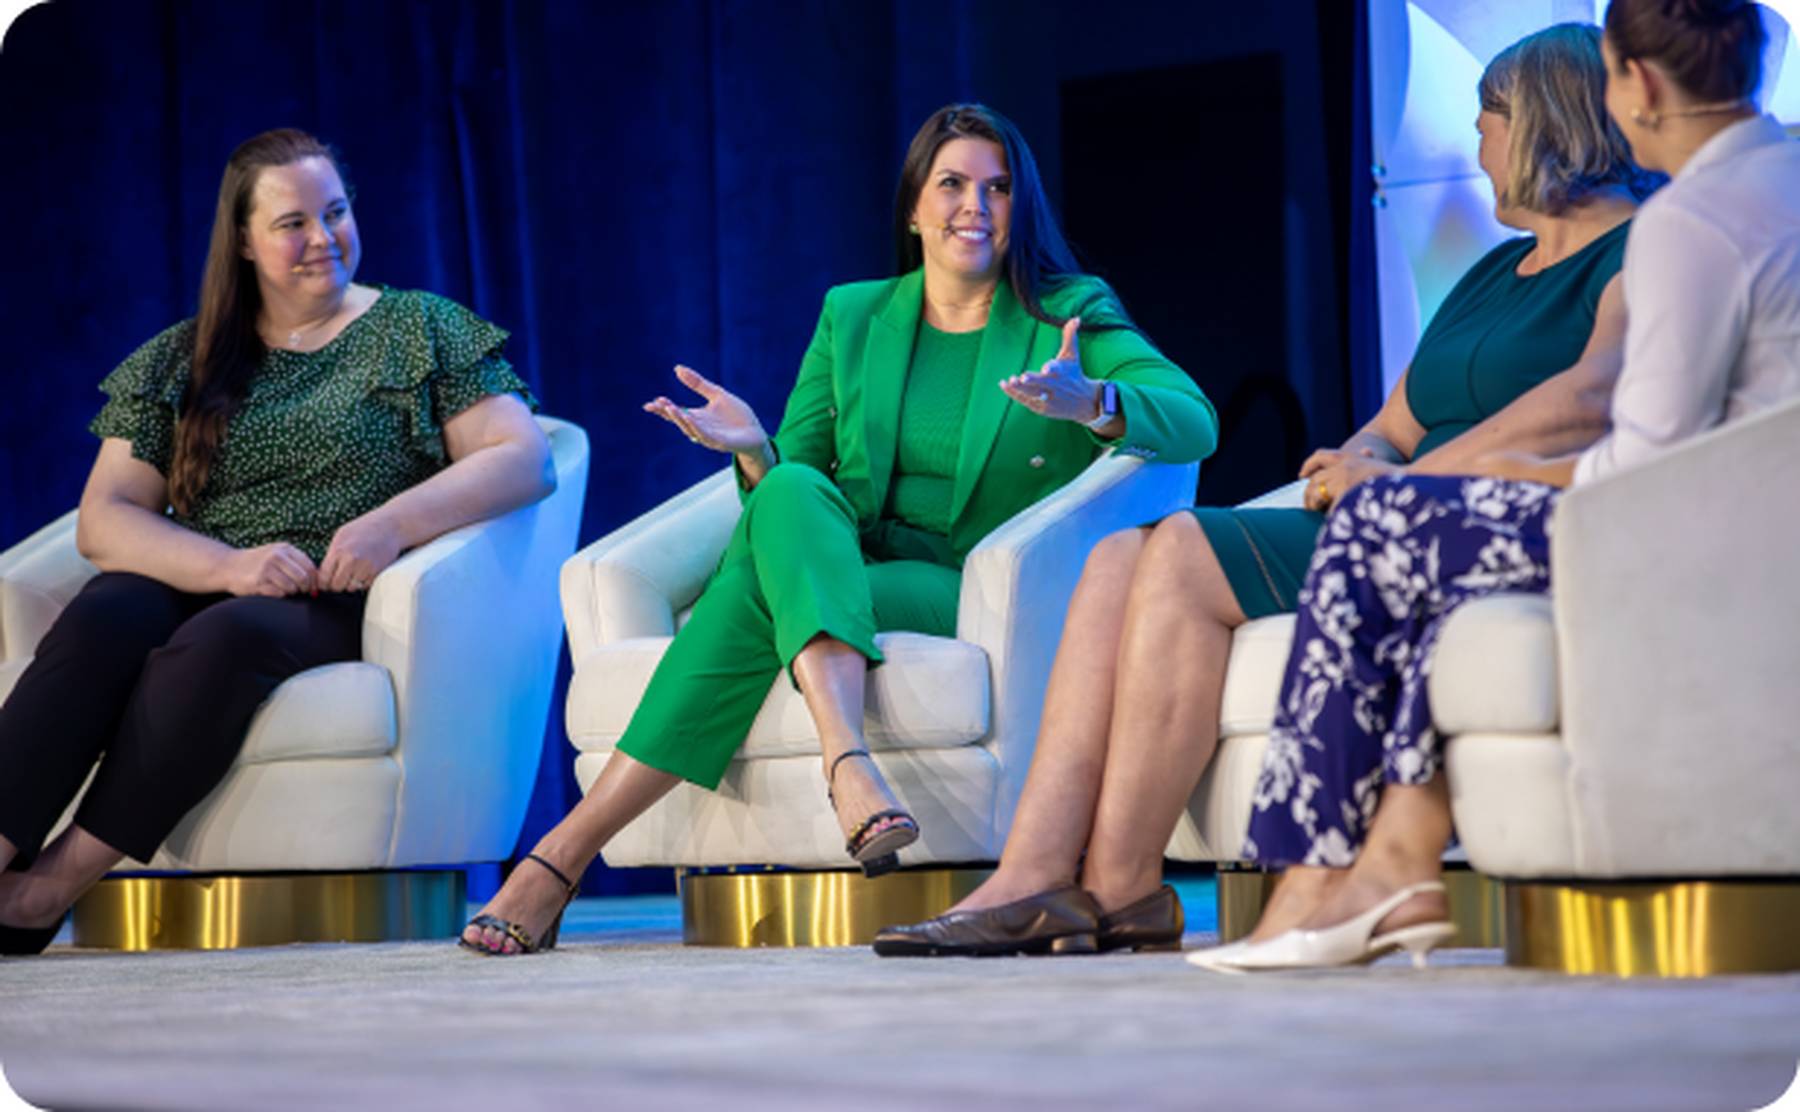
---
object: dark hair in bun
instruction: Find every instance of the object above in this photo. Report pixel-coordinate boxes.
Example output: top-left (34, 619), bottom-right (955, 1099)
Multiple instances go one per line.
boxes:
top-left (1604, 0), bottom-right (1766, 102)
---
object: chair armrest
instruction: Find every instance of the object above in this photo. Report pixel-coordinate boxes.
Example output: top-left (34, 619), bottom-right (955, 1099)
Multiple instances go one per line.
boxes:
top-left (365, 415), bottom-right (590, 866)
top-left (0, 511), bottom-right (97, 662)
top-left (959, 453), bottom-right (1200, 837)
top-left (1549, 395), bottom-right (1800, 875)
top-left (559, 468), bottom-right (741, 656)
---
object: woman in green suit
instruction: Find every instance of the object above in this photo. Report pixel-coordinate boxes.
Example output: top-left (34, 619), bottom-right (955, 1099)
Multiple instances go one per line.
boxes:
top-left (461, 103), bottom-right (1218, 955)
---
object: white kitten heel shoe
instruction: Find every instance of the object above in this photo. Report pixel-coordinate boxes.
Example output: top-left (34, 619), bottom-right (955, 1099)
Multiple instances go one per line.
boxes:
top-left (1186, 880), bottom-right (1455, 973)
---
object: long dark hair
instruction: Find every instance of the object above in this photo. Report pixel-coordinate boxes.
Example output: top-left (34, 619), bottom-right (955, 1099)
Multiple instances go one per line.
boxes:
top-left (1604, 0), bottom-right (1766, 103)
top-left (892, 104), bottom-right (1085, 326)
top-left (171, 128), bottom-right (344, 515)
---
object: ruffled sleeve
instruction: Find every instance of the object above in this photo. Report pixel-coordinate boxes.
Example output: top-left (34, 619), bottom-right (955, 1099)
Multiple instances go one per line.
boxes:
top-left (88, 320), bottom-right (194, 474)
top-left (369, 291), bottom-right (538, 465)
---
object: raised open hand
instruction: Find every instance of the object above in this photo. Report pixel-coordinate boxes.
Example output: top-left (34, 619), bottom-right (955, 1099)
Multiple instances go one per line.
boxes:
top-left (1000, 317), bottom-right (1103, 424)
top-left (644, 365), bottom-right (770, 455)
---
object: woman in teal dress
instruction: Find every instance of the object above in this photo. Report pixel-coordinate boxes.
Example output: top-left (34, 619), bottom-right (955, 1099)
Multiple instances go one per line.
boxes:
top-left (0, 129), bottom-right (552, 955)
top-left (877, 23), bottom-right (1659, 957)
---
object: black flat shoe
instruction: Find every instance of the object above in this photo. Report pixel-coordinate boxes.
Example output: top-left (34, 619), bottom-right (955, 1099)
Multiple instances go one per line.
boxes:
top-left (459, 854), bottom-right (580, 956)
top-left (0, 912), bottom-right (67, 957)
top-left (1097, 885), bottom-right (1185, 953)
top-left (872, 885), bottom-right (1101, 957)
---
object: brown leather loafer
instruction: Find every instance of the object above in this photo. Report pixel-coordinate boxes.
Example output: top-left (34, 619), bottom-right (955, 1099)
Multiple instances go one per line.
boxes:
top-left (872, 884), bottom-right (1101, 957)
top-left (1096, 884), bottom-right (1184, 953)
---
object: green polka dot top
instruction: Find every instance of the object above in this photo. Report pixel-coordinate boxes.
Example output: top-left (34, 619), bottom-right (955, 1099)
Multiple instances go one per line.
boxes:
top-left (88, 285), bottom-right (537, 564)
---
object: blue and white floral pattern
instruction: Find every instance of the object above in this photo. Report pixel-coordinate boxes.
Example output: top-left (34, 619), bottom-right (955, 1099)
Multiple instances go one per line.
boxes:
top-left (1243, 473), bottom-right (1559, 868)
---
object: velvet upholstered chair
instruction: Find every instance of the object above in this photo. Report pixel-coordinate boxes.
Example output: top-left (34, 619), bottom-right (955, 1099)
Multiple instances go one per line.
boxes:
top-left (1168, 397), bottom-right (1800, 975)
top-left (0, 416), bottom-right (589, 949)
top-left (560, 452), bottom-right (1199, 945)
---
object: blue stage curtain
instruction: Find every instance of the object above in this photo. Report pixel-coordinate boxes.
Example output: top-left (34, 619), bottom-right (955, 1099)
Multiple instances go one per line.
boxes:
top-left (0, 0), bottom-right (1368, 893)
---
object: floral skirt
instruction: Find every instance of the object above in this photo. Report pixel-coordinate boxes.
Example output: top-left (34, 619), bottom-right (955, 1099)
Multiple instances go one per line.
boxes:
top-left (1243, 473), bottom-right (1559, 868)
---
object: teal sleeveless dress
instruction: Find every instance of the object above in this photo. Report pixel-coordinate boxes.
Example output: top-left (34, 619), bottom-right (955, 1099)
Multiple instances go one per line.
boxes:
top-left (1194, 221), bottom-right (1629, 618)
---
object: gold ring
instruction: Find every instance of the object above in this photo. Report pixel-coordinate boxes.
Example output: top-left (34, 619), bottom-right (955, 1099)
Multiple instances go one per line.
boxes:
top-left (1315, 480), bottom-right (1330, 502)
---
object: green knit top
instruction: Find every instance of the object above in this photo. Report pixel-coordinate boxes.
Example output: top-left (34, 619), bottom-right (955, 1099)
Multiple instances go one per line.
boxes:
top-left (885, 321), bottom-right (981, 536)
top-left (88, 285), bottom-right (536, 563)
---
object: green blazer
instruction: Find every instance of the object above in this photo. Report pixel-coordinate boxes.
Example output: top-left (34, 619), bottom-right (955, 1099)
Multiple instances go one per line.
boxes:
top-left (764, 269), bottom-right (1218, 562)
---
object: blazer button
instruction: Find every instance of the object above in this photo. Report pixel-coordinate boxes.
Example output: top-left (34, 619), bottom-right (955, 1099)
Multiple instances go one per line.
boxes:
top-left (1029, 455), bottom-right (1046, 469)
top-left (828, 406), bottom-right (838, 418)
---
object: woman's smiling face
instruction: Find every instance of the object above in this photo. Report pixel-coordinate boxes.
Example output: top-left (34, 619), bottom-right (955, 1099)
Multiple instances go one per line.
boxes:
top-left (910, 137), bottom-right (1012, 286)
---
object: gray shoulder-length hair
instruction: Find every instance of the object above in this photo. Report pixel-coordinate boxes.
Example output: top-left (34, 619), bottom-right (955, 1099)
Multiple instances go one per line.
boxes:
top-left (1479, 22), bottom-right (1661, 214)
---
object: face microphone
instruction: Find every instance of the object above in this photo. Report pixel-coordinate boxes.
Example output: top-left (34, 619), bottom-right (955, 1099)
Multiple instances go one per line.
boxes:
top-left (291, 264), bottom-right (307, 273)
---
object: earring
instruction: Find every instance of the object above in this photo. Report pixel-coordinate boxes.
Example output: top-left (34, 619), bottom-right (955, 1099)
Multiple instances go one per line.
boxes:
top-left (1630, 105), bottom-right (1660, 129)
top-left (908, 222), bottom-right (919, 234)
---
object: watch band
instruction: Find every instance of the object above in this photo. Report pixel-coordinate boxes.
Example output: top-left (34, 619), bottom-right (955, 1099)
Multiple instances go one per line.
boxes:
top-left (1083, 380), bottom-right (1119, 431)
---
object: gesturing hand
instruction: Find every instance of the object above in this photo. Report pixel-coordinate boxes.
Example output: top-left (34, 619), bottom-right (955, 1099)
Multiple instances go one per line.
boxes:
top-left (1298, 446), bottom-right (1400, 512)
top-left (320, 512), bottom-right (404, 592)
top-left (1000, 318), bottom-right (1103, 424)
top-left (220, 543), bottom-right (318, 598)
top-left (644, 365), bottom-right (770, 455)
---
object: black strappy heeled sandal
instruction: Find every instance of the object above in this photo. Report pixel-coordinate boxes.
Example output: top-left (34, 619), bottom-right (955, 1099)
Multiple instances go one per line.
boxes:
top-left (0, 912), bottom-right (67, 957)
top-left (827, 748), bottom-right (920, 879)
top-left (458, 853), bottom-right (580, 956)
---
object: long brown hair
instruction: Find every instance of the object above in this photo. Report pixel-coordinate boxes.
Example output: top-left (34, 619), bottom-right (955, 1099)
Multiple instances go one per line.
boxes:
top-left (893, 104), bottom-right (1089, 327)
top-left (170, 128), bottom-right (344, 514)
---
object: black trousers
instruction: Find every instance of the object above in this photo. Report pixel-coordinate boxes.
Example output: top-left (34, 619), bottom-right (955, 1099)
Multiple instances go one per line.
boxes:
top-left (0, 572), bottom-right (364, 865)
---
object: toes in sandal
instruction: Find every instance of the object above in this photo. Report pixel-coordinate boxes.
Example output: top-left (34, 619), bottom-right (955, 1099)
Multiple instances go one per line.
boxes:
top-left (827, 748), bottom-right (920, 879)
top-left (458, 852), bottom-right (580, 956)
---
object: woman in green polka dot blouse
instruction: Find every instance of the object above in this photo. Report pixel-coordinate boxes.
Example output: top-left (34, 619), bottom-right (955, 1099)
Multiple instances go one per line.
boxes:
top-left (0, 128), bottom-right (553, 956)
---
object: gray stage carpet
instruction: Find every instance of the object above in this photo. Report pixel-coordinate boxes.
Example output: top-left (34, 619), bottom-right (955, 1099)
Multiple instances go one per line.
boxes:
top-left (2, 891), bottom-right (1797, 1111)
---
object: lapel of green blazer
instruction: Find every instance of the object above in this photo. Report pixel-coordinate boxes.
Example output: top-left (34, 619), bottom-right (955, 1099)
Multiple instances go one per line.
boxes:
top-left (950, 279), bottom-right (1036, 525)
top-left (859, 270), bottom-right (921, 518)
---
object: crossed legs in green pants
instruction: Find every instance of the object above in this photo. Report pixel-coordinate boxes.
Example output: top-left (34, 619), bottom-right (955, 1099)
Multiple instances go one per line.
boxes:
top-left (464, 463), bottom-right (960, 953)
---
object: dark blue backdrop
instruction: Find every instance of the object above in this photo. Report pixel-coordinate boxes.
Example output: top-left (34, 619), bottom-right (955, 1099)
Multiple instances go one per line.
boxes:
top-left (0, 0), bottom-right (1372, 893)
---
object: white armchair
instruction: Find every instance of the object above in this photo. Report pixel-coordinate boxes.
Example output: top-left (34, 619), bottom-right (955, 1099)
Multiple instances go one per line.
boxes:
top-left (1170, 397), bottom-right (1800, 973)
top-left (1446, 395), bottom-right (1800, 879)
top-left (560, 453), bottom-right (1200, 882)
top-left (0, 416), bottom-right (589, 946)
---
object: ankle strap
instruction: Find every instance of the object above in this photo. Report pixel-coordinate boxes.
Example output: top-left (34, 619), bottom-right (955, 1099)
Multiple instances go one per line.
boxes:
top-left (827, 748), bottom-right (873, 787)
top-left (524, 852), bottom-right (578, 895)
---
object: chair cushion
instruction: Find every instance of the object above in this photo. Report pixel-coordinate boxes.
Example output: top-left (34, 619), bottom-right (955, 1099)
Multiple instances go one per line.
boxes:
top-left (1216, 593), bottom-right (1558, 739)
top-left (1218, 616), bottom-right (1295, 737)
top-left (1430, 594), bottom-right (1559, 734)
top-left (581, 745), bottom-right (998, 869)
top-left (1443, 733), bottom-right (1577, 877)
top-left (0, 657), bottom-right (395, 766)
top-left (238, 662), bottom-right (398, 764)
top-left (567, 631), bottom-right (990, 759)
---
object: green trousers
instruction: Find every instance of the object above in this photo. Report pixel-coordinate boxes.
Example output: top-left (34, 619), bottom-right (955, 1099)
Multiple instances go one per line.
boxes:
top-left (617, 463), bottom-right (961, 788)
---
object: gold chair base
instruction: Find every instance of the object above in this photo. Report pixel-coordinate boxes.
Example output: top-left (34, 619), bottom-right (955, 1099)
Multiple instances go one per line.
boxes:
top-left (71, 870), bottom-right (467, 951)
top-left (679, 866), bottom-right (989, 947)
top-left (1506, 879), bottom-right (1800, 977)
top-left (1215, 864), bottom-right (1503, 948)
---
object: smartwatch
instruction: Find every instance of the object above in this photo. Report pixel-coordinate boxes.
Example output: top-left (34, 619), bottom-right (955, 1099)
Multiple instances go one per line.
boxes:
top-left (1083, 380), bottom-right (1120, 431)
